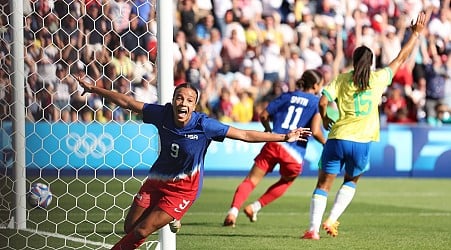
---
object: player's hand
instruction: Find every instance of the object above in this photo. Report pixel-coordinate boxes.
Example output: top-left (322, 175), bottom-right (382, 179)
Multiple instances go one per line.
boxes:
top-left (410, 12), bottom-right (426, 35)
top-left (322, 115), bottom-right (335, 131)
top-left (285, 127), bottom-right (312, 142)
top-left (76, 76), bottom-right (93, 96)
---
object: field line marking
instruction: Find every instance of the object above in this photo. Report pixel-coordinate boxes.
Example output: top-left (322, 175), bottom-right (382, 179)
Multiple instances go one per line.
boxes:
top-left (187, 211), bottom-right (451, 216)
top-left (0, 225), bottom-right (114, 249)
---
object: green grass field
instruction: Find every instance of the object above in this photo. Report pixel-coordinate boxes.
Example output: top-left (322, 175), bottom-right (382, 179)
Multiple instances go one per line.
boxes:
top-left (1, 177), bottom-right (451, 249)
top-left (177, 177), bottom-right (451, 250)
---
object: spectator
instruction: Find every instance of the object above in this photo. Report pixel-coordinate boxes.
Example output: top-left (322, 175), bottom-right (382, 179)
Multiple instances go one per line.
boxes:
top-left (220, 29), bottom-right (247, 73)
top-left (132, 53), bottom-right (154, 84)
top-left (0, 66), bottom-right (11, 120)
top-left (393, 107), bottom-right (416, 124)
top-left (380, 25), bottom-right (402, 67)
top-left (70, 67), bottom-right (92, 122)
top-left (211, 0), bottom-right (232, 37)
top-left (428, 102), bottom-right (451, 126)
top-left (285, 45), bottom-right (305, 88)
top-left (383, 86), bottom-right (408, 123)
top-left (173, 30), bottom-right (197, 69)
top-left (107, 0), bottom-right (132, 35)
top-left (279, 13), bottom-right (299, 45)
top-left (130, 0), bottom-right (154, 34)
top-left (35, 31), bottom-right (59, 88)
top-left (424, 36), bottom-right (448, 121)
top-left (179, 0), bottom-right (198, 49)
top-left (231, 90), bottom-right (254, 123)
top-left (196, 0), bottom-right (213, 20)
top-left (121, 12), bottom-right (149, 59)
top-left (427, 8), bottom-right (450, 46)
top-left (185, 56), bottom-right (202, 90)
top-left (244, 19), bottom-right (264, 51)
top-left (53, 64), bottom-right (72, 122)
top-left (83, 2), bottom-right (113, 56)
top-left (261, 33), bottom-right (282, 84)
top-left (223, 9), bottom-right (246, 43)
top-left (217, 86), bottom-right (234, 122)
top-left (112, 47), bottom-right (134, 78)
top-left (197, 27), bottom-right (223, 76)
top-left (133, 75), bottom-right (158, 105)
top-left (3, 0), bottom-right (450, 126)
top-left (195, 13), bottom-right (216, 47)
top-left (301, 37), bottom-right (323, 70)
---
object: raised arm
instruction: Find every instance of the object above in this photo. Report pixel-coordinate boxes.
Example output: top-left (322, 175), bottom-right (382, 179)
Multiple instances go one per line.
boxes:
top-left (388, 12), bottom-right (427, 74)
top-left (76, 77), bottom-right (144, 114)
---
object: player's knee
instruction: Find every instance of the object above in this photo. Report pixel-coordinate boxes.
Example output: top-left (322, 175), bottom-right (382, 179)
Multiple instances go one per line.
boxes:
top-left (134, 226), bottom-right (153, 239)
top-left (281, 175), bottom-right (296, 183)
top-left (124, 223), bottom-right (133, 234)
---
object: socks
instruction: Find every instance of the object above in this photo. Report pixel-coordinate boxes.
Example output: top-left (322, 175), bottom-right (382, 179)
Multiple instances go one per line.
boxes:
top-left (111, 231), bottom-right (146, 250)
top-left (327, 181), bottom-right (356, 223)
top-left (309, 189), bottom-right (328, 233)
top-left (258, 178), bottom-right (293, 207)
top-left (227, 207), bottom-right (239, 217)
top-left (250, 201), bottom-right (261, 213)
top-left (230, 178), bottom-right (256, 210)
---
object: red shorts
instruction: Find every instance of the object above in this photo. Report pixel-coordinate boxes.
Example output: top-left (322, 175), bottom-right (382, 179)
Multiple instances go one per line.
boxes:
top-left (254, 142), bottom-right (303, 177)
top-left (133, 178), bottom-right (197, 220)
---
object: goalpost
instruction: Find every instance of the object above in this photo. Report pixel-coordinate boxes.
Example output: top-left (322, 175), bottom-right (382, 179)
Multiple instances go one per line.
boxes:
top-left (1, 0), bottom-right (175, 249)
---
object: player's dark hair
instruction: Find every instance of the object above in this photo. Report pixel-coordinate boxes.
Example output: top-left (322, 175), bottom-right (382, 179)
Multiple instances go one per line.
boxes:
top-left (173, 82), bottom-right (199, 103)
top-left (296, 69), bottom-right (323, 90)
top-left (352, 45), bottom-right (373, 92)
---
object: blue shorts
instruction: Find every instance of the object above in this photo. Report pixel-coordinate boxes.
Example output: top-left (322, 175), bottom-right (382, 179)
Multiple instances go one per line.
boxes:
top-left (319, 139), bottom-right (371, 177)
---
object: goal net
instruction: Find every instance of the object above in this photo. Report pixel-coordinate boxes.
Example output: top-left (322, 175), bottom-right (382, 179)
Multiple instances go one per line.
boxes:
top-left (0, 0), bottom-right (174, 249)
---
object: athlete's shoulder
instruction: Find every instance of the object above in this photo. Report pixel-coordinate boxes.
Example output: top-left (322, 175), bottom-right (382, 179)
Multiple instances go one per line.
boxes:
top-left (142, 103), bottom-right (169, 124)
top-left (371, 67), bottom-right (393, 86)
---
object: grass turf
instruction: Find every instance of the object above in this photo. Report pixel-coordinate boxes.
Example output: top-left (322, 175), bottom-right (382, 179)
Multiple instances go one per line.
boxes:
top-left (1, 177), bottom-right (450, 249)
top-left (177, 177), bottom-right (451, 250)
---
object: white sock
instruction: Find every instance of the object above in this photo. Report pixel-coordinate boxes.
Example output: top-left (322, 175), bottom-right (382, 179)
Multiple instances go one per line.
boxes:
top-left (309, 192), bottom-right (328, 233)
top-left (228, 207), bottom-right (239, 217)
top-left (251, 201), bottom-right (261, 213)
top-left (327, 184), bottom-right (356, 222)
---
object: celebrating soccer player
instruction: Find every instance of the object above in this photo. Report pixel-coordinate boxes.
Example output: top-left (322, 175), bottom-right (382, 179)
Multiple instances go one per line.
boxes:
top-left (75, 78), bottom-right (312, 249)
top-left (302, 12), bottom-right (428, 240)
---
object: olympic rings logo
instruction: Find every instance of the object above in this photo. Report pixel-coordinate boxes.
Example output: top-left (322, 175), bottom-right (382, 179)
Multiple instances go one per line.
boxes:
top-left (65, 133), bottom-right (114, 158)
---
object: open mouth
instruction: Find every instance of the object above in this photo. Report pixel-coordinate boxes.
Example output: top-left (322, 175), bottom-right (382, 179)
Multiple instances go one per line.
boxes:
top-left (177, 108), bottom-right (188, 118)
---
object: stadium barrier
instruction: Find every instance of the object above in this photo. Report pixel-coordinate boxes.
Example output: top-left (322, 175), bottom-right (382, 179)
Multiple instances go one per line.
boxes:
top-left (1, 121), bottom-right (450, 178)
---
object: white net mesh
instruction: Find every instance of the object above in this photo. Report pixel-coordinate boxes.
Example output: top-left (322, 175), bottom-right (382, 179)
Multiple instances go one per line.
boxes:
top-left (0, 0), bottom-right (165, 249)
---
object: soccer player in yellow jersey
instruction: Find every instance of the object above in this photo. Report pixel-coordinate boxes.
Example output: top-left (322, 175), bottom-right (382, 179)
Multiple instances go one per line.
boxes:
top-left (302, 12), bottom-right (428, 240)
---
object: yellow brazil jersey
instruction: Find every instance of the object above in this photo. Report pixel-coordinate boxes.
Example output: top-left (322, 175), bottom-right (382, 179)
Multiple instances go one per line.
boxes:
top-left (322, 67), bottom-right (393, 142)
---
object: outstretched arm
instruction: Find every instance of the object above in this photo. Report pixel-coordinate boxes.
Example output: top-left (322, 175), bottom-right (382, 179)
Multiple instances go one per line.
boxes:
top-left (76, 77), bottom-right (144, 114)
top-left (225, 126), bottom-right (312, 143)
top-left (388, 12), bottom-right (428, 74)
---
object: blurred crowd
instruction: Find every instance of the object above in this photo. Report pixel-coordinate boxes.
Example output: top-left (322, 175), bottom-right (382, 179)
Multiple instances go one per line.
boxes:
top-left (0, 0), bottom-right (450, 126)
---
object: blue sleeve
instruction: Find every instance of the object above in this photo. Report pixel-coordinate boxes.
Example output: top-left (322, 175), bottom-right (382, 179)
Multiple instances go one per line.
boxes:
top-left (202, 116), bottom-right (230, 142)
top-left (142, 103), bottom-right (166, 125)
